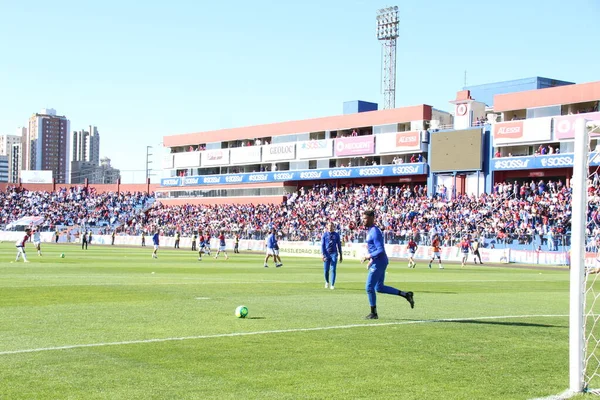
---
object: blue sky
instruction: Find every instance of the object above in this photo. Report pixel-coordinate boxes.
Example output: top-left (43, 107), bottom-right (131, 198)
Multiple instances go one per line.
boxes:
top-left (1, 0), bottom-right (598, 182)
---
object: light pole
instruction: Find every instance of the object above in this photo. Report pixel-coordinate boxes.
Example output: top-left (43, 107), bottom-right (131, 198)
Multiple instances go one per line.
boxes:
top-left (146, 146), bottom-right (153, 182)
top-left (376, 6), bottom-right (400, 109)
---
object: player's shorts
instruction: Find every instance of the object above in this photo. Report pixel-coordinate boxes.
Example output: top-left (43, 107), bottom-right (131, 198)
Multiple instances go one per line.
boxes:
top-left (462, 250), bottom-right (469, 255)
top-left (153, 244), bottom-right (159, 250)
top-left (433, 251), bottom-right (441, 258)
top-left (219, 245), bottom-right (226, 251)
top-left (267, 248), bottom-right (279, 256)
top-left (409, 250), bottom-right (416, 256)
top-left (33, 241), bottom-right (41, 247)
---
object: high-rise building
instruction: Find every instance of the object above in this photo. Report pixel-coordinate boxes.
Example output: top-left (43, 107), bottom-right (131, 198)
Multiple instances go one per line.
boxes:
top-left (25, 109), bottom-right (70, 183)
top-left (10, 143), bottom-right (21, 183)
top-left (72, 126), bottom-right (100, 165)
top-left (0, 128), bottom-right (23, 183)
top-left (0, 155), bottom-right (8, 183)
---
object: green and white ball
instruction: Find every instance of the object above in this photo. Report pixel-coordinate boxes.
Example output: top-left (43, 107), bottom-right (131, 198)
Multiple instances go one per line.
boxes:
top-left (60, 253), bottom-right (65, 258)
top-left (235, 305), bottom-right (248, 318)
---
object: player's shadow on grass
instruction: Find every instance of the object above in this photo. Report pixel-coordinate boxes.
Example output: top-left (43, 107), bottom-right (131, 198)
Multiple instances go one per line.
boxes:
top-left (444, 320), bottom-right (565, 328)
top-left (247, 317), bottom-right (266, 320)
top-left (337, 288), bottom-right (459, 295)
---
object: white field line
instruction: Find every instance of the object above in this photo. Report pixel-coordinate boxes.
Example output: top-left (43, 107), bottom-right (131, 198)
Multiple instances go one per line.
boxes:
top-left (529, 389), bottom-right (577, 400)
top-left (0, 278), bottom-right (559, 289)
top-left (0, 314), bottom-right (567, 356)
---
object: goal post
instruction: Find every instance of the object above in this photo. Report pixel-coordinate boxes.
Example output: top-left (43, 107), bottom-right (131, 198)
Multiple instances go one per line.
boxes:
top-left (570, 117), bottom-right (588, 393)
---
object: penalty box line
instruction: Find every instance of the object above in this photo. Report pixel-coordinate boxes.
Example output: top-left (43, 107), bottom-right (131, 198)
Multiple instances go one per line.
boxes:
top-left (0, 314), bottom-right (567, 356)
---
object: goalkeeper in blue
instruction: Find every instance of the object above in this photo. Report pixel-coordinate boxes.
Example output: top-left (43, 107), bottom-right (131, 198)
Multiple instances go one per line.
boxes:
top-left (321, 222), bottom-right (343, 290)
top-left (361, 209), bottom-right (414, 319)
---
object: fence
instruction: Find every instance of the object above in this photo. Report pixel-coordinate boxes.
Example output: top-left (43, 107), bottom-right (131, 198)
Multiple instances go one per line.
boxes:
top-left (106, 227), bottom-right (577, 253)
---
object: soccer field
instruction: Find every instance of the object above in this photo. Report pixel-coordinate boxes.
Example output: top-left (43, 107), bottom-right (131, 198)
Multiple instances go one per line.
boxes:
top-left (0, 242), bottom-right (589, 399)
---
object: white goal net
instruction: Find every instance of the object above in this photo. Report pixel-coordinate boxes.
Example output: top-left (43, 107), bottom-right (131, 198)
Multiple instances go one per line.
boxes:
top-left (570, 117), bottom-right (600, 396)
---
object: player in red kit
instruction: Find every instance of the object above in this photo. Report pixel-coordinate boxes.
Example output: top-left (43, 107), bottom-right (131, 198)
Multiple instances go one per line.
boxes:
top-left (214, 232), bottom-right (229, 260)
top-left (407, 237), bottom-right (418, 268)
top-left (15, 228), bottom-right (32, 263)
top-left (460, 236), bottom-right (471, 267)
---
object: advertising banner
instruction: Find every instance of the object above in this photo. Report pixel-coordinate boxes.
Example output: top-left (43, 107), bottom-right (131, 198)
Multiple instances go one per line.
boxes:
top-left (377, 131), bottom-right (421, 153)
top-left (493, 121), bottom-right (523, 141)
top-left (297, 139), bottom-right (333, 159)
top-left (554, 112), bottom-right (600, 140)
top-left (20, 170), bottom-right (53, 183)
top-left (160, 177), bottom-right (181, 186)
top-left (163, 164), bottom-right (427, 186)
top-left (173, 151), bottom-right (201, 168)
top-left (201, 149), bottom-right (230, 166)
top-left (493, 118), bottom-right (553, 146)
top-left (262, 143), bottom-right (296, 162)
top-left (230, 146), bottom-right (262, 164)
top-left (334, 136), bottom-right (375, 157)
top-left (491, 153), bottom-right (600, 171)
top-left (0, 229), bottom-right (576, 267)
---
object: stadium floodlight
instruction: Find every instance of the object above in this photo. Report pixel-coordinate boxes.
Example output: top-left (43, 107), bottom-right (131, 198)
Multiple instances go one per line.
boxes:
top-left (376, 6), bottom-right (400, 109)
top-left (376, 6), bottom-right (399, 40)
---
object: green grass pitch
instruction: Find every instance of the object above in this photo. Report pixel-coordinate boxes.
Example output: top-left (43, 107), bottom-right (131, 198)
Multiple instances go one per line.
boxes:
top-left (0, 242), bottom-right (594, 399)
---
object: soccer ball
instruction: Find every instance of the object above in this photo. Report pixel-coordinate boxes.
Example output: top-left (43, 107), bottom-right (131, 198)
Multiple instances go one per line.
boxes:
top-left (60, 253), bottom-right (65, 258)
top-left (235, 305), bottom-right (248, 318)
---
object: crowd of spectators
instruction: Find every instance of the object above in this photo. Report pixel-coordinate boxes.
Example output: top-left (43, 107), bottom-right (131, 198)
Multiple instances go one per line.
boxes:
top-left (124, 177), bottom-right (598, 251)
top-left (4, 176), bottom-right (600, 252)
top-left (0, 186), bottom-right (154, 232)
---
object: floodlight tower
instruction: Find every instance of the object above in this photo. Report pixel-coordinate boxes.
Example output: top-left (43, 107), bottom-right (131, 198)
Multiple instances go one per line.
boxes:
top-left (376, 6), bottom-right (399, 109)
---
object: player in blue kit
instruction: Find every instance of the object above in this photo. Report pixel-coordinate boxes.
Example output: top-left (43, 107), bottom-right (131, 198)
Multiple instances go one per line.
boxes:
top-left (152, 230), bottom-right (160, 259)
top-left (321, 222), bottom-right (343, 289)
top-left (361, 210), bottom-right (414, 319)
top-left (264, 228), bottom-right (282, 268)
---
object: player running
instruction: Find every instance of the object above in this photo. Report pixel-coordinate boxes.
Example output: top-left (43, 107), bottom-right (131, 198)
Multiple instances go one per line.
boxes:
top-left (15, 228), bottom-right (31, 263)
top-left (428, 234), bottom-right (443, 269)
top-left (407, 237), bottom-right (418, 268)
top-left (32, 229), bottom-right (42, 256)
top-left (214, 232), bottom-right (229, 260)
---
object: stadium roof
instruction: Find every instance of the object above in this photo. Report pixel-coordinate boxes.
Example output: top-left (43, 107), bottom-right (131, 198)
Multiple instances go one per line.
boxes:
top-left (163, 105), bottom-right (433, 147)
top-left (494, 80), bottom-right (600, 112)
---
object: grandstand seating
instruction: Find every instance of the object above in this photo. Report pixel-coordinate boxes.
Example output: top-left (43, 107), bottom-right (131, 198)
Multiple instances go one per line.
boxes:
top-left (2, 177), bottom-right (596, 252)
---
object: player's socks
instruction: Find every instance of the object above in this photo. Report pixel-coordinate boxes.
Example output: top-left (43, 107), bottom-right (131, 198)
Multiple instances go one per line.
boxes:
top-left (428, 263), bottom-right (432, 269)
top-left (366, 306), bottom-right (378, 319)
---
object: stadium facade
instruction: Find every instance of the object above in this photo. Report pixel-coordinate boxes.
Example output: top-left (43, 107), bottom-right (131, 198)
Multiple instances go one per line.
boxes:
top-left (157, 79), bottom-right (600, 205)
